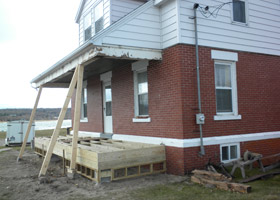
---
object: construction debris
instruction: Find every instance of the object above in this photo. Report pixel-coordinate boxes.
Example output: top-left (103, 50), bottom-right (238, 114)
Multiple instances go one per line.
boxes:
top-left (191, 169), bottom-right (251, 193)
top-left (231, 151), bottom-right (265, 178)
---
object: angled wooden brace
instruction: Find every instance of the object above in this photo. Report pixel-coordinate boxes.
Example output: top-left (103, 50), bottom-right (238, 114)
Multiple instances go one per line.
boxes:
top-left (69, 64), bottom-right (84, 173)
top-left (38, 66), bottom-right (79, 177)
top-left (18, 86), bottom-right (43, 161)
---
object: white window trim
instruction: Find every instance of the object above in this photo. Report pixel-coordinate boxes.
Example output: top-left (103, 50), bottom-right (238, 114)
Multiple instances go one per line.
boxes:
top-left (230, 0), bottom-right (249, 26)
top-left (100, 71), bottom-right (112, 82)
top-left (211, 50), bottom-right (241, 121)
top-left (220, 143), bottom-right (240, 163)
top-left (80, 80), bottom-right (88, 122)
top-left (132, 60), bottom-right (150, 123)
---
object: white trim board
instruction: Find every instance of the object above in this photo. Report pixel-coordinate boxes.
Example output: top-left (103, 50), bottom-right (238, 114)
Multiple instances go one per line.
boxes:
top-left (112, 131), bottom-right (280, 148)
top-left (70, 131), bottom-right (280, 148)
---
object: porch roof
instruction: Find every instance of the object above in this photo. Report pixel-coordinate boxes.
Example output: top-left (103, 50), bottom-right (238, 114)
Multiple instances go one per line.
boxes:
top-left (31, 43), bottom-right (162, 88)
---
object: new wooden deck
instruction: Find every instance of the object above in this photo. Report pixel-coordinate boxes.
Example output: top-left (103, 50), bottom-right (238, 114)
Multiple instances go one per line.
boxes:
top-left (35, 137), bottom-right (166, 183)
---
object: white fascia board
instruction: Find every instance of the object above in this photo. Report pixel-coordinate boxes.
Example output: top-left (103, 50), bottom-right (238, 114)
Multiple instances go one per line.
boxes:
top-left (98, 45), bottom-right (162, 60)
top-left (112, 131), bottom-right (280, 148)
top-left (154, 0), bottom-right (169, 7)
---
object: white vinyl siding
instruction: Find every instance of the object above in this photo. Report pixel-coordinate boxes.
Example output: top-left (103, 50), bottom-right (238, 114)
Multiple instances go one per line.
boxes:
top-left (179, 0), bottom-right (280, 56)
top-left (101, 2), bottom-right (161, 49)
top-left (161, 0), bottom-right (178, 48)
top-left (111, 0), bottom-right (146, 23)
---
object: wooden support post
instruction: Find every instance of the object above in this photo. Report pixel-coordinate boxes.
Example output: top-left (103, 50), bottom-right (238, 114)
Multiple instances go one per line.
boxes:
top-left (38, 67), bottom-right (78, 177)
top-left (69, 65), bottom-right (84, 173)
top-left (18, 86), bottom-right (43, 161)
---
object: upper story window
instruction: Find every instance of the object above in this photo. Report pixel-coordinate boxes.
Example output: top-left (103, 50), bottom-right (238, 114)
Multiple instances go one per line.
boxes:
top-left (84, 12), bottom-right (92, 41)
top-left (232, 0), bottom-right (247, 24)
top-left (94, 1), bottom-right (104, 34)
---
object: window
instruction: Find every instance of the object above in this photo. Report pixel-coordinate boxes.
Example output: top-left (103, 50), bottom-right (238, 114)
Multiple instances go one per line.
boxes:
top-left (81, 81), bottom-right (87, 121)
top-left (220, 143), bottom-right (240, 163)
top-left (232, 0), bottom-right (247, 24)
top-left (211, 50), bottom-right (241, 121)
top-left (215, 63), bottom-right (233, 113)
top-left (84, 12), bottom-right (92, 41)
top-left (94, 1), bottom-right (104, 34)
top-left (132, 60), bottom-right (150, 123)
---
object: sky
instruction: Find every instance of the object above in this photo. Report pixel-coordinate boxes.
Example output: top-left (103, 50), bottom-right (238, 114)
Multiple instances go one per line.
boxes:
top-left (0, 0), bottom-right (81, 108)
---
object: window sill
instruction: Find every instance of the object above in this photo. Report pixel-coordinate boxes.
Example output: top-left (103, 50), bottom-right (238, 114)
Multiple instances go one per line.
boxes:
top-left (214, 115), bottom-right (242, 121)
top-left (132, 117), bottom-right (151, 123)
top-left (80, 118), bottom-right (88, 123)
top-left (231, 21), bottom-right (248, 27)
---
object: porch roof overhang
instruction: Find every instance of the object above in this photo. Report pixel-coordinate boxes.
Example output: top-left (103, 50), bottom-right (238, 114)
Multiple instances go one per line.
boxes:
top-left (31, 41), bottom-right (162, 88)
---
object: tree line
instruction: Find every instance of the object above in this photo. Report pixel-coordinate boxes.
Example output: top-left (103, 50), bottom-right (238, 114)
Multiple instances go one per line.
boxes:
top-left (0, 108), bottom-right (71, 121)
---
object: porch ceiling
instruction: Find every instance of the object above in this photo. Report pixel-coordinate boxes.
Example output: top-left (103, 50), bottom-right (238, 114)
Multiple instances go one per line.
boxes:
top-left (43, 57), bottom-right (135, 88)
top-left (31, 43), bottom-right (162, 88)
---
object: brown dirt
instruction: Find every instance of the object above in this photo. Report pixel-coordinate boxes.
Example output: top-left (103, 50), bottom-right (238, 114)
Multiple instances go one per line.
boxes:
top-left (0, 139), bottom-right (187, 200)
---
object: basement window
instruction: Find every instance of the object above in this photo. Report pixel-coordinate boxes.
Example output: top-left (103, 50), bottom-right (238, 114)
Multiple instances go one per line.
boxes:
top-left (220, 143), bottom-right (240, 163)
top-left (132, 60), bottom-right (150, 123)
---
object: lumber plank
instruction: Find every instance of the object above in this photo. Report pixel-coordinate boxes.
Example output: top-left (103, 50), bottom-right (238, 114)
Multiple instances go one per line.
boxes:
top-left (191, 175), bottom-right (251, 193)
top-left (18, 86), bottom-right (43, 160)
top-left (70, 65), bottom-right (84, 171)
top-left (38, 67), bottom-right (78, 177)
top-left (192, 170), bottom-right (232, 181)
top-left (239, 170), bottom-right (280, 183)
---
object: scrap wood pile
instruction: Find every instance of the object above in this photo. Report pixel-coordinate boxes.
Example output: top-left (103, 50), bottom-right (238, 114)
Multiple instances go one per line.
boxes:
top-left (191, 170), bottom-right (251, 193)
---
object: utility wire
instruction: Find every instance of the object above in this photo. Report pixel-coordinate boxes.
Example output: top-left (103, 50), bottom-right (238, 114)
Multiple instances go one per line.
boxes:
top-left (198, 1), bottom-right (233, 18)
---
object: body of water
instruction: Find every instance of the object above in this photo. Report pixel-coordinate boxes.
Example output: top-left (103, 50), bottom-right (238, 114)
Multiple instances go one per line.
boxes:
top-left (0, 120), bottom-right (72, 132)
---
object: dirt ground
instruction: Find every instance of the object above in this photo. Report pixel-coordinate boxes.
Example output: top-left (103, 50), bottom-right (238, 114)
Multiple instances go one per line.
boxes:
top-left (0, 139), bottom-right (187, 200)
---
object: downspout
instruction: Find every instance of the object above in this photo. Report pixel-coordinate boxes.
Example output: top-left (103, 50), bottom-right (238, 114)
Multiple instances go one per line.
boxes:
top-left (193, 3), bottom-right (205, 156)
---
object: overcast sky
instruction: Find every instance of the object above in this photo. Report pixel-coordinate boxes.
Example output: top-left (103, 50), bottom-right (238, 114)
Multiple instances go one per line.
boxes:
top-left (0, 0), bottom-right (81, 108)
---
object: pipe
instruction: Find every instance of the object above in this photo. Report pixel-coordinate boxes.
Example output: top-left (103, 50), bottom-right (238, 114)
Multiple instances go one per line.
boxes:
top-left (193, 3), bottom-right (205, 156)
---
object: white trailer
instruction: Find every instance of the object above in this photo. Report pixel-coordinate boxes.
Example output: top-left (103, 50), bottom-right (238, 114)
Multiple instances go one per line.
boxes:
top-left (5, 120), bottom-right (35, 146)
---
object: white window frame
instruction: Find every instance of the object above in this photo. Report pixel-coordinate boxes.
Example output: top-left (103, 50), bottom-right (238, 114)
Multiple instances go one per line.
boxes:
top-left (231, 0), bottom-right (249, 26)
top-left (132, 60), bottom-right (151, 123)
top-left (80, 80), bottom-right (88, 122)
top-left (83, 11), bottom-right (92, 41)
top-left (220, 143), bottom-right (240, 163)
top-left (211, 50), bottom-right (241, 121)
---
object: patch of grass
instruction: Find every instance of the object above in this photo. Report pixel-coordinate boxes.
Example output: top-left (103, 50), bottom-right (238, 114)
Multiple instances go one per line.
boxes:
top-left (35, 128), bottom-right (67, 138)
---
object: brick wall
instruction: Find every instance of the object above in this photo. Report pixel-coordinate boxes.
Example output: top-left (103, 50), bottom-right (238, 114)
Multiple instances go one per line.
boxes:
top-left (72, 74), bottom-right (103, 132)
top-left (178, 44), bottom-right (280, 139)
top-left (71, 43), bottom-right (280, 175)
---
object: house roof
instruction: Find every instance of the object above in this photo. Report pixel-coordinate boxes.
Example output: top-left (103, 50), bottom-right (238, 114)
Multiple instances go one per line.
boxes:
top-left (75, 0), bottom-right (86, 23)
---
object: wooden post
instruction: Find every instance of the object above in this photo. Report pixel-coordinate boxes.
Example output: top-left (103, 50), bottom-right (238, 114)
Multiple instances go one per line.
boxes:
top-left (17, 86), bottom-right (43, 161)
top-left (38, 67), bottom-right (78, 177)
top-left (69, 64), bottom-right (84, 173)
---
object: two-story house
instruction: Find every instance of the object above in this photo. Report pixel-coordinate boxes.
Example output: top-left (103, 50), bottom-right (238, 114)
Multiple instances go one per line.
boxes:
top-left (31, 0), bottom-right (280, 175)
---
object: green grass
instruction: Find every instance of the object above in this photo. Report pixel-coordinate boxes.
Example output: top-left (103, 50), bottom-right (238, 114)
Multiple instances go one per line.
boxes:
top-left (35, 128), bottom-right (67, 137)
